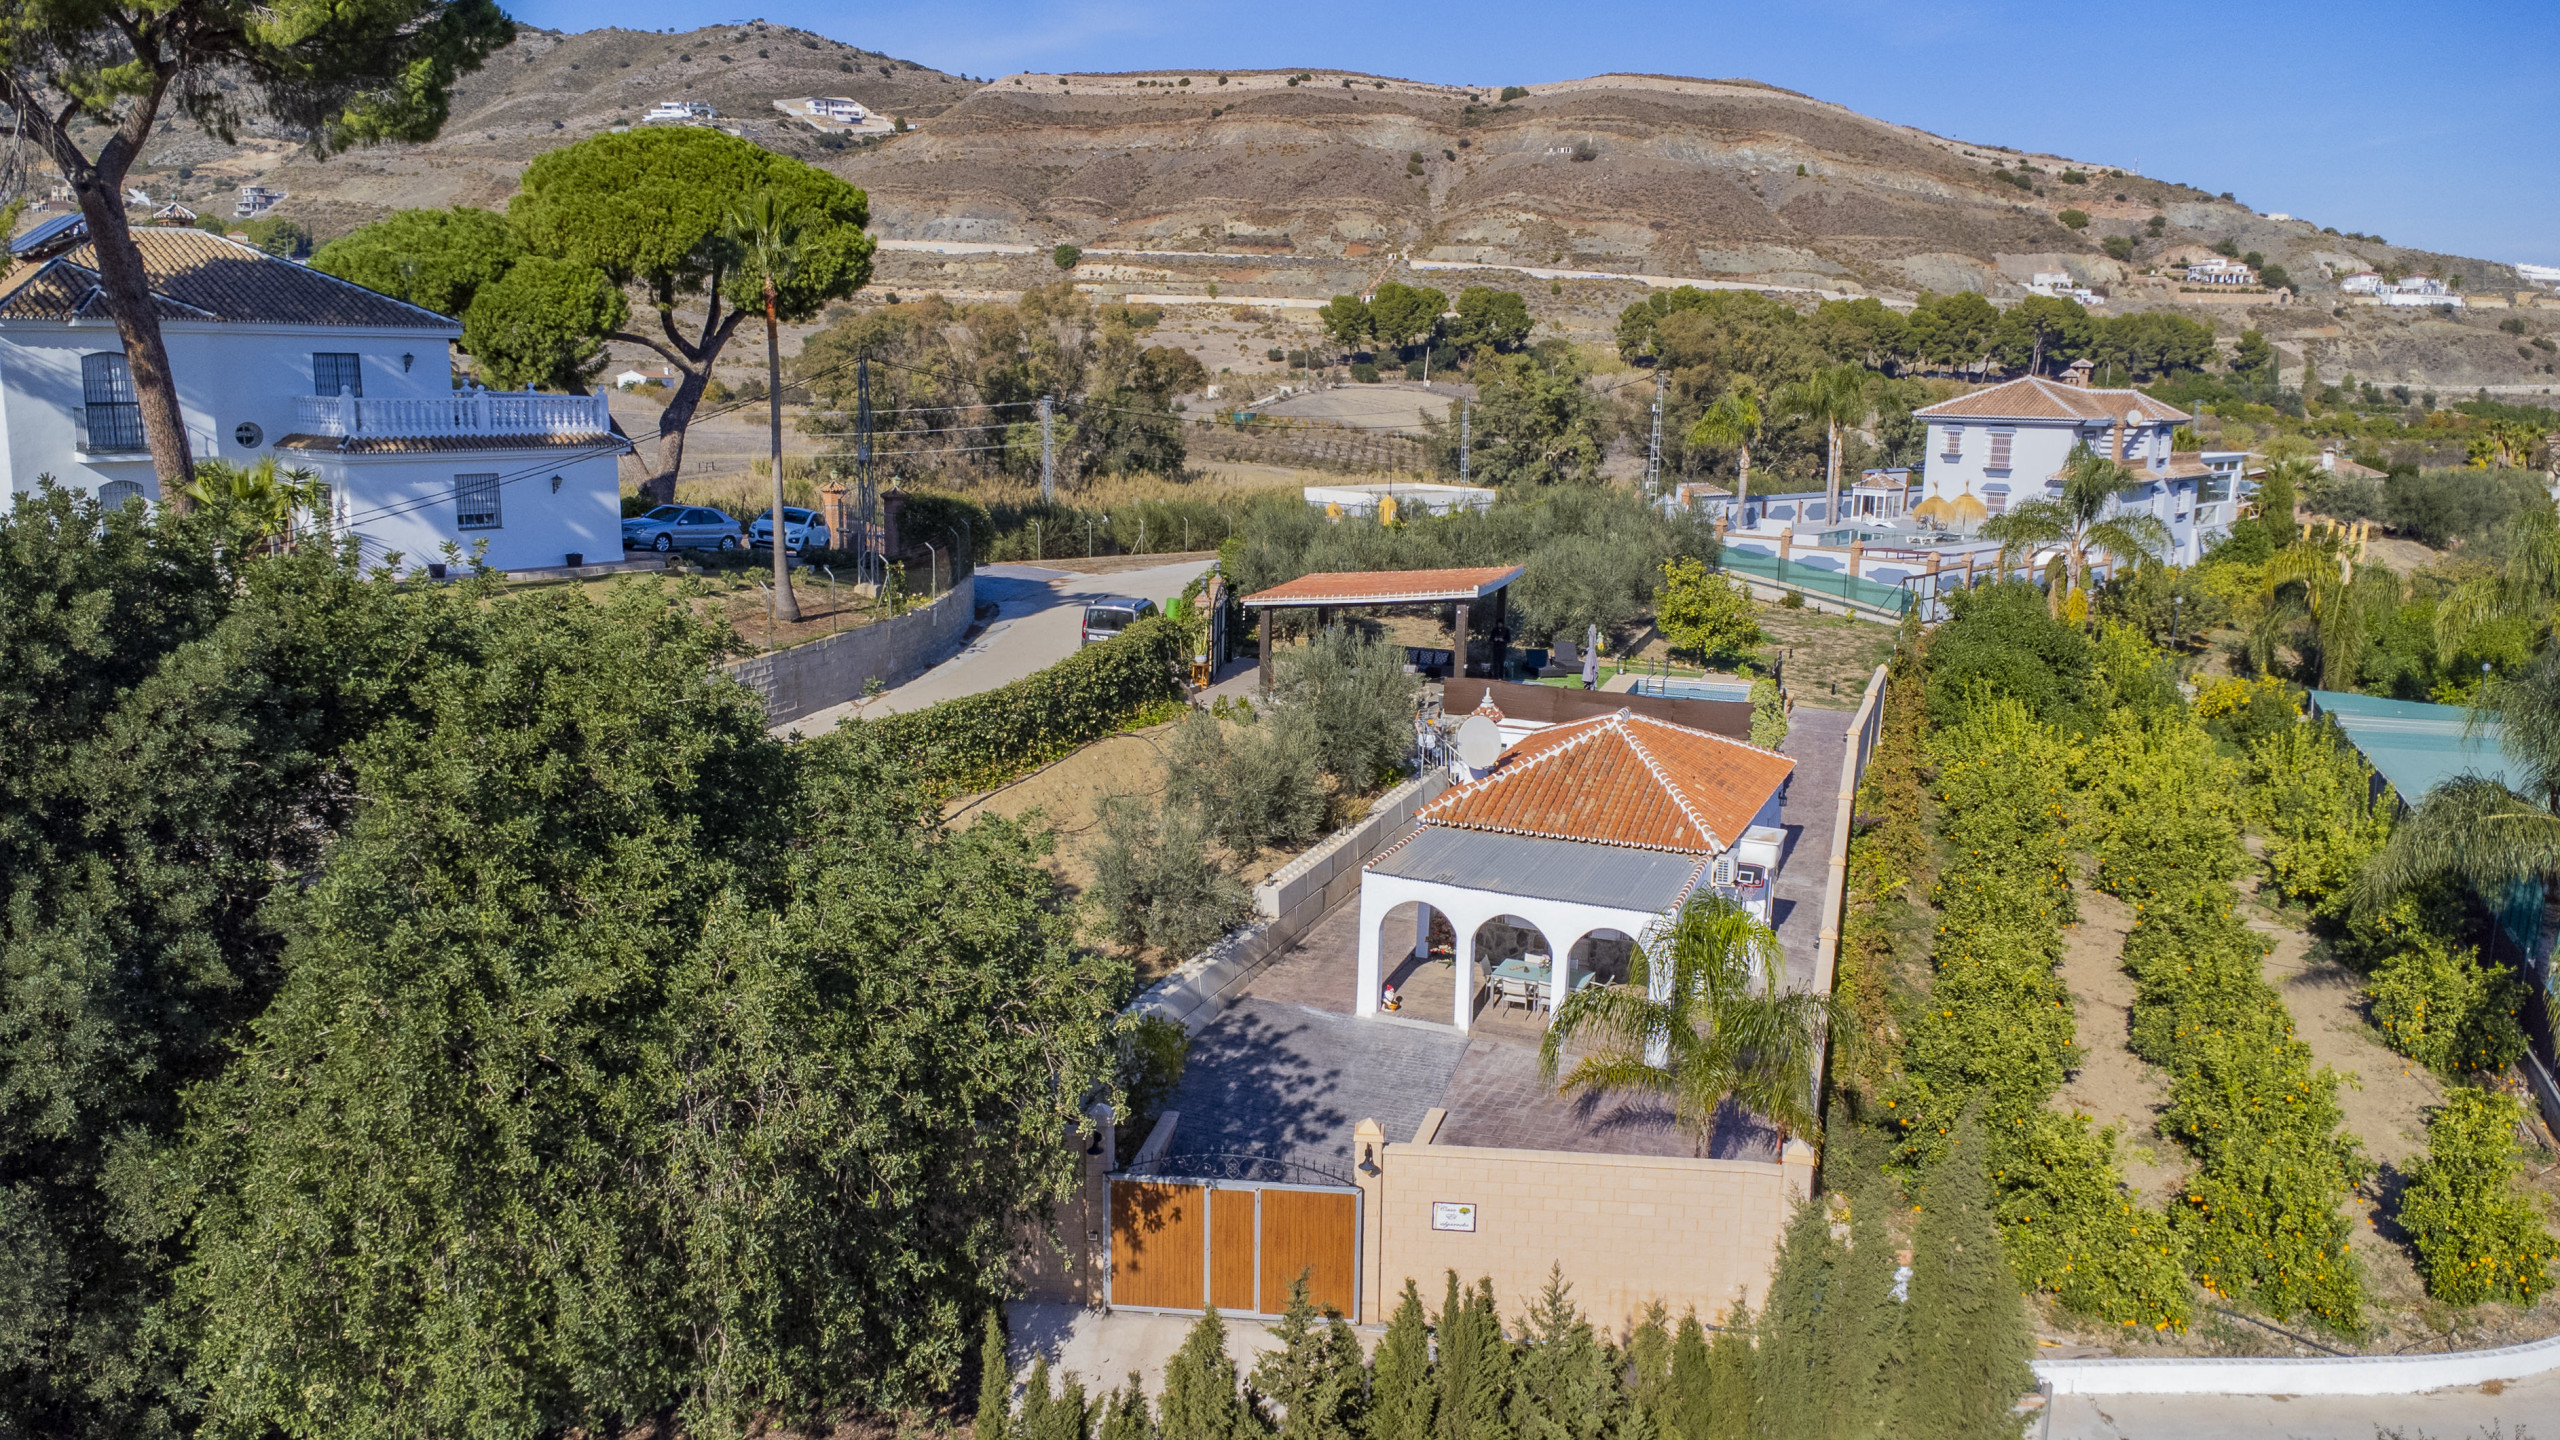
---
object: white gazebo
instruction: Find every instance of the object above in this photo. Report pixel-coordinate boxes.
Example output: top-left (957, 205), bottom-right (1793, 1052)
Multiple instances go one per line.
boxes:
top-left (1355, 710), bottom-right (1794, 1032)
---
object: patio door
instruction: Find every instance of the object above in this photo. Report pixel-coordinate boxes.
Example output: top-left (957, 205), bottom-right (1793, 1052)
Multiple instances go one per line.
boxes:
top-left (1108, 1170), bottom-right (1358, 1317)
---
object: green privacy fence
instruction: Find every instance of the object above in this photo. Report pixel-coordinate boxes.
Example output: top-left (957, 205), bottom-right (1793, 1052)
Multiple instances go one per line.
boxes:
top-left (1715, 548), bottom-right (1919, 617)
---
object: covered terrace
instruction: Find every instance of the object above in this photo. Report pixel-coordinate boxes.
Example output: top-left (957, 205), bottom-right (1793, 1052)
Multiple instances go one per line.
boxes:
top-left (1239, 564), bottom-right (1523, 691)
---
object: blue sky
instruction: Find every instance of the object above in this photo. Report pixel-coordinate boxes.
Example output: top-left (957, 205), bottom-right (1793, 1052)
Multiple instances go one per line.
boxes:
top-left (512, 0), bottom-right (2558, 266)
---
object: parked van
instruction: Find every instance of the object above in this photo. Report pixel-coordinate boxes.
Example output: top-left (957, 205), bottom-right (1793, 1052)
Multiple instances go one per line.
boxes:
top-left (1081, 596), bottom-right (1158, 646)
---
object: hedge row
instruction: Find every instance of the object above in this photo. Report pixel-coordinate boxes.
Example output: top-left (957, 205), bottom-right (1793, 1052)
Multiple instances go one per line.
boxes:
top-left (2089, 709), bottom-right (2371, 1330)
top-left (857, 615), bottom-right (1189, 797)
top-left (1888, 694), bottom-right (2191, 1329)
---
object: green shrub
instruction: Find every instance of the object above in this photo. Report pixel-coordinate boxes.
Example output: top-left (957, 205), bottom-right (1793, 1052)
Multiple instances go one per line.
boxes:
top-left (2398, 1089), bottom-right (2558, 1306)
top-left (1269, 626), bottom-right (1421, 789)
top-left (2242, 718), bottom-right (2393, 915)
top-left (1112, 1013), bottom-right (1193, 1161)
top-left (1159, 708), bottom-right (1327, 860)
top-left (1750, 677), bottom-right (1787, 750)
top-left (859, 615), bottom-right (1186, 796)
top-left (1350, 362), bottom-right (1381, 383)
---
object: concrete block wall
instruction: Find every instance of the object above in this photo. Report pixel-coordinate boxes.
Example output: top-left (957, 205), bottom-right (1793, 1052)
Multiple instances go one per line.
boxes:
top-left (1130, 770), bottom-right (1452, 1035)
top-left (1350, 1114), bottom-right (1813, 1330)
top-left (722, 573), bottom-right (975, 726)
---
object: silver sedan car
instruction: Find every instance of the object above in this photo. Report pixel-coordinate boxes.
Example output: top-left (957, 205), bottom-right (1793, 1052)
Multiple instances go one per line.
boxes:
top-left (622, 505), bottom-right (741, 552)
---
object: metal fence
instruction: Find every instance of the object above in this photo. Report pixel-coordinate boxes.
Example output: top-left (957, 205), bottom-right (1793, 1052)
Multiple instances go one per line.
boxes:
top-left (1715, 549), bottom-right (1917, 617)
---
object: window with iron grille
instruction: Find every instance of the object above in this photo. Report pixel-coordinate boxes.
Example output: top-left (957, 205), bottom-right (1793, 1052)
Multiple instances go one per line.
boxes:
top-left (454, 472), bottom-right (501, 530)
top-left (98, 479), bottom-right (145, 509)
top-left (1986, 428), bottom-right (2014, 470)
top-left (79, 352), bottom-right (145, 452)
top-left (1940, 425), bottom-right (1962, 460)
top-left (1983, 482), bottom-right (2011, 515)
top-left (313, 353), bottom-right (364, 398)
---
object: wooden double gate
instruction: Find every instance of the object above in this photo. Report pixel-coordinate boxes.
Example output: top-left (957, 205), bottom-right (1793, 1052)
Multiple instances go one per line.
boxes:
top-left (1108, 1171), bottom-right (1360, 1318)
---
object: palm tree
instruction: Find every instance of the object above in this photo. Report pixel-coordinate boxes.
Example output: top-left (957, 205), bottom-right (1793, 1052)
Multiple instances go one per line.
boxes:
top-left (2362, 646), bottom-right (2560, 908)
top-left (728, 191), bottom-right (807, 624)
top-left (1537, 894), bottom-right (1828, 1154)
top-left (2260, 537), bottom-right (2396, 690)
top-left (2435, 505), bottom-right (2560, 661)
top-left (185, 456), bottom-right (328, 554)
top-left (1979, 444), bottom-right (2171, 620)
top-left (1773, 365), bottom-right (1870, 531)
top-left (1686, 388), bottom-right (1762, 511)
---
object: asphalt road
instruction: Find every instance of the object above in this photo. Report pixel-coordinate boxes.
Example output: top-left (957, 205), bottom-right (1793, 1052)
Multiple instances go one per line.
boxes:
top-left (780, 557), bottom-right (1215, 736)
top-left (2046, 1371), bottom-right (2560, 1439)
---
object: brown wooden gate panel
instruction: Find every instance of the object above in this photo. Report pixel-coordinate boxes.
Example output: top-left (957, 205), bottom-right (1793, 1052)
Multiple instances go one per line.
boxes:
top-left (1110, 1181), bottom-right (1204, 1310)
top-left (1259, 1188), bottom-right (1357, 1317)
top-left (1210, 1189), bottom-right (1258, 1312)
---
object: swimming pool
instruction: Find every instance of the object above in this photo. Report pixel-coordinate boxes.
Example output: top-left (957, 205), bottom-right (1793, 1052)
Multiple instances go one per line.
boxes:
top-left (1628, 676), bottom-right (1755, 703)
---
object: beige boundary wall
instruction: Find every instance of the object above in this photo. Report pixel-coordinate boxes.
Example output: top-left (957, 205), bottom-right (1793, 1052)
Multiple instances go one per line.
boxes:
top-left (1351, 1111), bottom-right (1814, 1329)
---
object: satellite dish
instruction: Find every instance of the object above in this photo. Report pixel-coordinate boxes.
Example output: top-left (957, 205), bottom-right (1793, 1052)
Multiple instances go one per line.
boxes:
top-left (1456, 715), bottom-right (1502, 771)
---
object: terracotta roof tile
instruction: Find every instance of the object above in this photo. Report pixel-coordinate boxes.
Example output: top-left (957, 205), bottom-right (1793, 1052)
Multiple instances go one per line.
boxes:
top-left (1912, 376), bottom-right (2191, 426)
top-left (1416, 710), bottom-right (1793, 855)
top-left (1242, 565), bottom-right (1523, 607)
top-left (0, 230), bottom-right (457, 331)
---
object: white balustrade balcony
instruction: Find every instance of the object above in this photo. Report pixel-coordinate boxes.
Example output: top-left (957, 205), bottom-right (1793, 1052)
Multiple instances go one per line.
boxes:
top-left (291, 387), bottom-right (614, 441)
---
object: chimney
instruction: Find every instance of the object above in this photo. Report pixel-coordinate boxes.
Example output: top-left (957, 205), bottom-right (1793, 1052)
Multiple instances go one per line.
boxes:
top-left (2062, 357), bottom-right (2095, 388)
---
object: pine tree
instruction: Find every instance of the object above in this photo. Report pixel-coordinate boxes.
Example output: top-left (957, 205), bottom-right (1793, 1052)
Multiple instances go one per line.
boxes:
top-left (1666, 1312), bottom-right (1713, 1440)
top-left (1163, 1309), bottom-right (1262, 1440)
top-left (1824, 1180), bottom-right (1906, 1440)
top-left (1026, 1364), bottom-right (1094, 1440)
top-left (1702, 1303), bottom-right (1754, 1440)
top-left (1100, 1373), bottom-right (1160, 1440)
top-left (980, 1310), bottom-right (1017, 1440)
top-left (1901, 1111), bottom-right (2034, 1440)
top-left (1368, 1277), bottom-right (1438, 1440)
top-left (1254, 1272), bottom-right (1368, 1440)
top-left (1508, 1266), bottom-right (1613, 1440)
top-left (1754, 1197), bottom-right (1838, 1440)
top-left (1434, 1274), bottom-right (1513, 1440)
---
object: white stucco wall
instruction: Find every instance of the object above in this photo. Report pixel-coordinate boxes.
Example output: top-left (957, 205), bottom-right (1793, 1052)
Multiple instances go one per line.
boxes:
top-left (0, 321), bottom-right (459, 502)
top-left (309, 446), bottom-right (625, 574)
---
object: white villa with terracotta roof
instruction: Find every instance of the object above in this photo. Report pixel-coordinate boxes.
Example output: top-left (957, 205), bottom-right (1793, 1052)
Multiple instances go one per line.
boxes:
top-left (0, 226), bottom-right (627, 573)
top-left (1910, 359), bottom-right (2233, 565)
top-left (1356, 709), bottom-right (1795, 1033)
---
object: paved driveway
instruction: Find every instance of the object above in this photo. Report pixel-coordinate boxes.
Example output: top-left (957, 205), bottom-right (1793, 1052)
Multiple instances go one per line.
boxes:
top-left (783, 557), bottom-right (1212, 735)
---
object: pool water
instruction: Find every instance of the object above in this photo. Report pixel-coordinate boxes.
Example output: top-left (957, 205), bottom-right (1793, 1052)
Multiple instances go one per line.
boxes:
top-left (1629, 676), bottom-right (1755, 703)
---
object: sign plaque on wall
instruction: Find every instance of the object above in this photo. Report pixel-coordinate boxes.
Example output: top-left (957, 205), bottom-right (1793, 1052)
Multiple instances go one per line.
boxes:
top-left (1431, 1201), bottom-right (1477, 1233)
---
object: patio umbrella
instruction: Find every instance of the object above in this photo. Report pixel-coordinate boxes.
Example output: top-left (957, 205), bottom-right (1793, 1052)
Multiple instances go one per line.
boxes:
top-left (1582, 624), bottom-right (1600, 690)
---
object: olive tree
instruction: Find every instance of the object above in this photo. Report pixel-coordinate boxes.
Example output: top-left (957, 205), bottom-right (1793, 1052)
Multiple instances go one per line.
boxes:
top-left (0, 0), bottom-right (514, 499)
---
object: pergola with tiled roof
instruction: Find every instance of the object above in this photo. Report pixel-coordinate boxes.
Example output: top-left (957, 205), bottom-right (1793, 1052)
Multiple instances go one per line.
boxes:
top-left (1354, 711), bottom-right (1795, 1033)
top-left (1239, 564), bottom-right (1523, 690)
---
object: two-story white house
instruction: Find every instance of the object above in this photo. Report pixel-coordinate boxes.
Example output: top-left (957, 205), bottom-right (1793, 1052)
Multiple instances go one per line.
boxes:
top-left (0, 227), bottom-right (626, 573)
top-left (1909, 359), bottom-right (2226, 566)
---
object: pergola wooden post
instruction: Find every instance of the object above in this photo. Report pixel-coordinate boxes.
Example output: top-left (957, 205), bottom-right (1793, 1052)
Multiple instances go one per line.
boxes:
top-left (1259, 608), bottom-right (1275, 693)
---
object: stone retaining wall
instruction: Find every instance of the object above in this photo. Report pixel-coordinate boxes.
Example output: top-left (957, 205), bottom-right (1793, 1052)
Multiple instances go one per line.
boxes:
top-left (721, 573), bottom-right (974, 726)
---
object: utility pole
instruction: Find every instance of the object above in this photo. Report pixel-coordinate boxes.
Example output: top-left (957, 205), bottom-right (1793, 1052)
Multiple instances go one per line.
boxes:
top-left (856, 357), bottom-right (877, 590)
top-left (1039, 395), bottom-right (1055, 504)
top-left (1459, 400), bottom-right (1471, 483)
top-left (1644, 368), bottom-right (1666, 499)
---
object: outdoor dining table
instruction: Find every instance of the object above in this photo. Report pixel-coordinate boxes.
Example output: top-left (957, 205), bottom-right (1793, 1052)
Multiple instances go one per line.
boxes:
top-left (1490, 955), bottom-right (1556, 1009)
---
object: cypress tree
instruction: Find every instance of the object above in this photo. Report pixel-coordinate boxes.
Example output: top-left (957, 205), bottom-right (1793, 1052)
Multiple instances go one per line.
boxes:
top-left (980, 1310), bottom-right (1017, 1440)
top-left (1163, 1309), bottom-right (1261, 1440)
top-left (1434, 1274), bottom-right (1512, 1440)
top-left (1100, 1373), bottom-right (1159, 1440)
top-left (1754, 1197), bottom-right (1838, 1440)
top-left (1702, 1302), bottom-right (1753, 1440)
top-left (1022, 1358), bottom-right (1057, 1440)
top-left (1901, 1111), bottom-right (2034, 1440)
top-left (1824, 1180), bottom-right (1906, 1440)
top-left (1368, 1278), bottom-right (1438, 1440)
top-left (1625, 1302), bottom-right (1674, 1440)
top-left (1254, 1272), bottom-right (1368, 1440)
top-left (1507, 1266), bottom-right (1612, 1440)
top-left (1665, 1311), bottom-right (1713, 1440)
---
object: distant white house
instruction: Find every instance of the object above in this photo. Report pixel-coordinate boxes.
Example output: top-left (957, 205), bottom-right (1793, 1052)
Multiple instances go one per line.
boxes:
top-left (809, 96), bottom-right (868, 122)
top-left (2340, 271), bottom-right (2387, 294)
top-left (0, 228), bottom-right (627, 573)
top-left (615, 364), bottom-right (678, 389)
top-left (2028, 270), bottom-right (2107, 305)
top-left (644, 100), bottom-right (718, 123)
top-left (1911, 359), bottom-right (2226, 565)
top-left (234, 185), bottom-right (284, 219)
top-left (2518, 263), bottom-right (2560, 290)
top-left (2183, 256), bottom-right (2257, 286)
top-left (1305, 482), bottom-right (1493, 519)
top-left (2378, 275), bottom-right (2463, 308)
